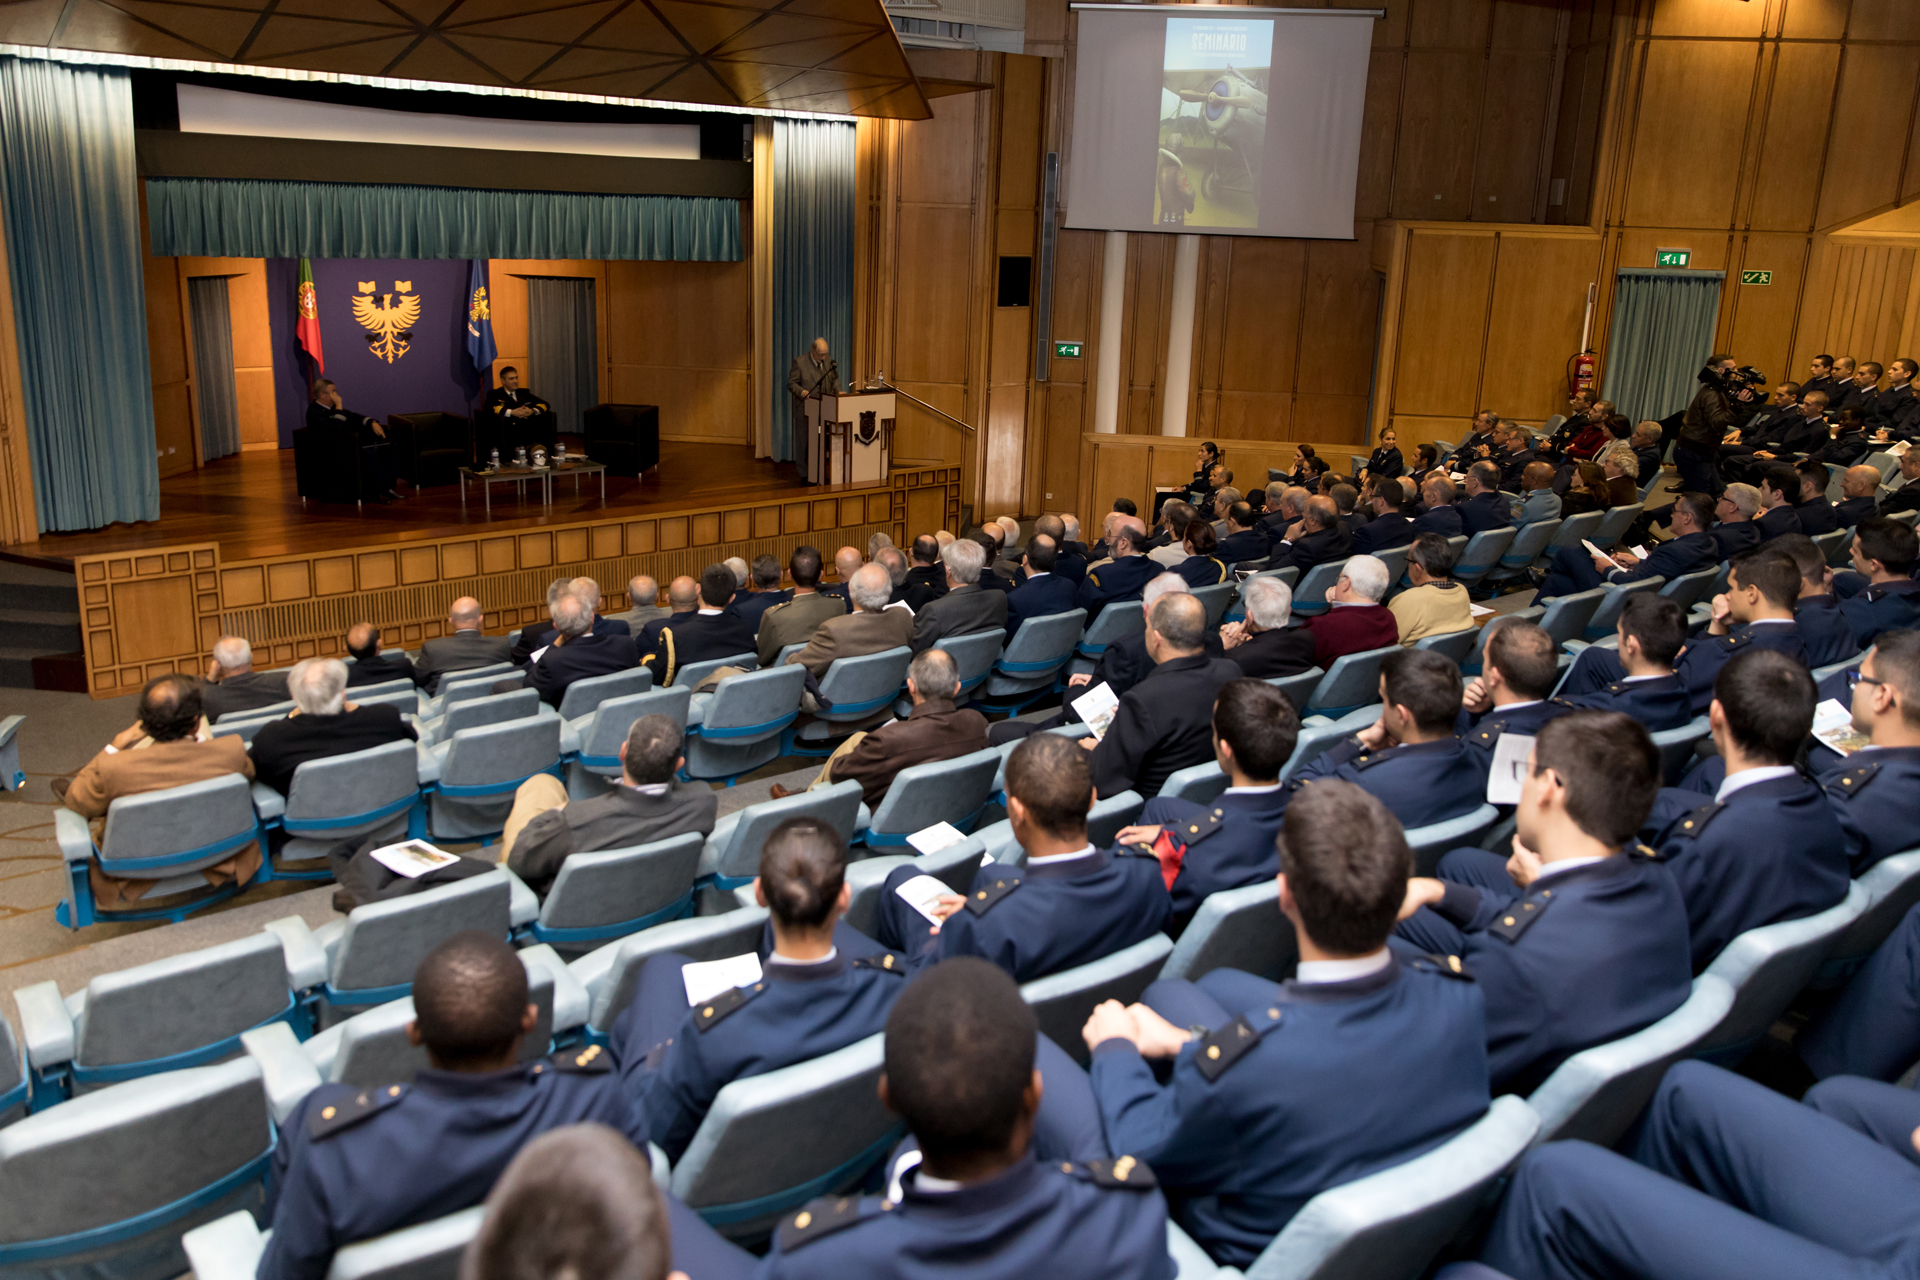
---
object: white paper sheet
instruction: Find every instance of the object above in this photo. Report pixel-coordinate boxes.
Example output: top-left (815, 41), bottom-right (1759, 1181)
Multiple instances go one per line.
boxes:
top-left (681, 953), bottom-right (764, 1007)
top-left (1811, 699), bottom-right (1869, 757)
top-left (1484, 732), bottom-right (1536, 806)
top-left (1071, 681), bottom-right (1121, 741)
top-left (368, 839), bottom-right (460, 879)
top-left (894, 873), bottom-right (956, 925)
top-left (906, 821), bottom-right (967, 855)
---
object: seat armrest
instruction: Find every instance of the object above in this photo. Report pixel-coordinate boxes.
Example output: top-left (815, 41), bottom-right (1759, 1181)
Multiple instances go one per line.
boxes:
top-left (53, 808), bottom-right (93, 864)
top-left (1168, 1222), bottom-right (1225, 1280)
top-left (567, 941), bottom-right (621, 1007)
top-left (182, 1211), bottom-right (270, 1280)
top-left (251, 783), bottom-right (287, 822)
top-left (697, 812), bottom-right (742, 878)
top-left (558, 719), bottom-right (582, 757)
top-left (519, 944), bottom-right (590, 1032)
top-left (264, 916), bottom-right (330, 991)
top-left (311, 919), bottom-right (347, 970)
top-left (504, 869), bottom-right (540, 928)
top-left (241, 1022), bottom-right (325, 1123)
top-left (732, 884), bottom-right (759, 910)
top-left (416, 741), bottom-right (446, 785)
top-left (14, 980), bottom-right (75, 1069)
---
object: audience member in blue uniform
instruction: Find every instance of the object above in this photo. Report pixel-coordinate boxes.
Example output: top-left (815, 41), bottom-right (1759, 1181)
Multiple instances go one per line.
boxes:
top-left (1706, 484), bottom-right (1764, 559)
top-left (1002, 535), bottom-right (1078, 642)
top-left (1645, 648), bottom-right (1850, 970)
top-left (1457, 462), bottom-right (1514, 535)
top-left (1534, 490), bottom-right (1719, 600)
top-left (1753, 464), bottom-right (1804, 539)
top-left (1457, 620), bottom-right (1575, 765)
top-left (1063, 782), bottom-right (1490, 1267)
top-left (1840, 516), bottom-right (1920, 645)
top-left (1397, 712), bottom-right (1694, 1091)
top-left (874, 732), bottom-right (1171, 981)
top-left (1112, 678), bottom-right (1299, 927)
top-left (1076, 517), bottom-right (1158, 622)
top-left (1172, 520), bottom-right (1230, 587)
top-left (757, 958), bottom-right (1175, 1280)
top-left (1294, 647), bottom-right (1488, 829)
top-left (1351, 476), bottom-right (1416, 555)
top-left (1799, 902), bottom-right (1920, 1083)
top-left (1561, 593), bottom-right (1694, 730)
top-left (1476, 1061), bottom-right (1920, 1280)
top-left (1773, 532), bottom-right (1864, 666)
top-left (1816, 631), bottom-right (1920, 872)
top-left (611, 817), bottom-right (906, 1163)
top-left (260, 933), bottom-right (649, 1280)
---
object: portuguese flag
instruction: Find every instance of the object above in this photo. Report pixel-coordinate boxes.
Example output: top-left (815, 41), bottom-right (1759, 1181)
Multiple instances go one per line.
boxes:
top-left (296, 257), bottom-right (325, 374)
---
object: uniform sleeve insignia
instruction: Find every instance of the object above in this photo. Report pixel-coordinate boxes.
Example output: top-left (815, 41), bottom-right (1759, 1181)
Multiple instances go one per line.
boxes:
top-left (965, 875), bottom-right (1022, 916)
top-left (1409, 952), bottom-right (1474, 982)
top-left (309, 1083), bottom-right (405, 1140)
top-left (854, 953), bottom-right (906, 974)
top-left (1181, 809), bottom-right (1227, 845)
top-left (776, 1195), bottom-right (884, 1252)
top-left (1675, 801), bottom-right (1724, 839)
top-left (1192, 1015), bottom-right (1259, 1083)
top-left (1351, 749), bottom-right (1392, 771)
top-left (1826, 761), bottom-right (1882, 798)
top-left (1067, 1154), bottom-right (1158, 1190)
top-left (1488, 892), bottom-right (1553, 943)
top-left (552, 1042), bottom-right (612, 1072)
top-left (693, 982), bottom-right (766, 1032)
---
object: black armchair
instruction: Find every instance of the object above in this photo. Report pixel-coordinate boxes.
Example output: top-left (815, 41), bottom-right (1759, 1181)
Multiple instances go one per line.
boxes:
top-left (292, 426), bottom-right (367, 504)
top-left (584, 403), bottom-right (659, 477)
top-left (387, 413), bottom-right (472, 487)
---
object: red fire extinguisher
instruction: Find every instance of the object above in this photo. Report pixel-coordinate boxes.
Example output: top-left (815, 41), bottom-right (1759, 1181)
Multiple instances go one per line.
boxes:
top-left (1571, 350), bottom-right (1597, 396)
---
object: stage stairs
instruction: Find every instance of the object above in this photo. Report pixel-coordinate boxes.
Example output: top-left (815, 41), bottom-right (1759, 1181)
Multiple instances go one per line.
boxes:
top-left (0, 559), bottom-right (84, 691)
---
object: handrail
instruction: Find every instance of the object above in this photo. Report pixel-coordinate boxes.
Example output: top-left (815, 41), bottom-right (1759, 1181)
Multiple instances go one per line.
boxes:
top-left (872, 380), bottom-right (977, 434)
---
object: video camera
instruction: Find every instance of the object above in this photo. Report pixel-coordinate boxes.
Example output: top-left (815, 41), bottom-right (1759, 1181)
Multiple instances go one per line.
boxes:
top-left (1702, 363), bottom-right (1767, 391)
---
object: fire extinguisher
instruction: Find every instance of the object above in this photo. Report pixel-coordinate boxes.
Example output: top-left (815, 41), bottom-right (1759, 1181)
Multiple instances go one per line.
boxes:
top-left (1570, 350), bottom-right (1597, 397)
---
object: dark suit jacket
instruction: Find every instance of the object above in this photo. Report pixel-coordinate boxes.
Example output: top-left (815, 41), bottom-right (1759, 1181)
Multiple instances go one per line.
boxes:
top-left (1708, 521), bottom-right (1762, 559)
top-left (1795, 497), bottom-right (1840, 536)
top-left (414, 629), bottom-right (513, 695)
top-left (1226, 625), bottom-right (1317, 679)
top-left (640, 611), bottom-right (756, 686)
top-left (1279, 524), bottom-right (1352, 575)
top-left (249, 704), bottom-right (418, 797)
top-left (900, 564), bottom-right (948, 610)
top-left (909, 584), bottom-right (1007, 653)
top-left (512, 615), bottom-right (631, 667)
top-left (1351, 512), bottom-right (1416, 556)
top-left (1004, 573), bottom-right (1079, 642)
top-left (527, 631), bottom-right (640, 707)
top-left (1495, 447), bottom-right (1536, 490)
top-left (1090, 653), bottom-right (1243, 800)
top-left (1833, 495), bottom-right (1876, 527)
top-left (345, 651), bottom-right (416, 689)
top-left (730, 591), bottom-right (788, 633)
top-left (1075, 554), bottom-right (1159, 622)
top-left (1217, 529), bottom-right (1268, 565)
top-left (202, 670), bottom-right (291, 721)
top-left (1756, 504), bottom-right (1803, 539)
top-left (1459, 491), bottom-right (1514, 535)
top-left (507, 779), bottom-right (716, 898)
top-left (1410, 504), bottom-right (1463, 538)
top-left (827, 697), bottom-right (990, 810)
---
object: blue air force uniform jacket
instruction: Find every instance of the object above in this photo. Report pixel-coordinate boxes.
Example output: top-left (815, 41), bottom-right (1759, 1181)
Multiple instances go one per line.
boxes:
top-left (877, 847), bottom-right (1171, 982)
top-left (1795, 594), bottom-right (1862, 668)
top-left (1650, 773), bottom-right (1852, 970)
top-left (1459, 700), bottom-right (1577, 767)
top-left (755, 1154), bottom-right (1175, 1280)
top-left (1294, 737), bottom-right (1488, 830)
top-left (1820, 745), bottom-right (1920, 874)
top-left (1676, 621), bottom-right (1809, 712)
top-left (1420, 854), bottom-right (1694, 1091)
top-left (261, 1054), bottom-right (644, 1280)
top-left (1088, 959), bottom-right (1490, 1268)
top-left (1140, 785), bottom-right (1290, 918)
top-left (1564, 674), bottom-right (1695, 731)
top-left (611, 950), bottom-right (906, 1163)
top-left (1840, 579), bottom-right (1920, 648)
top-left (1076, 554), bottom-right (1159, 622)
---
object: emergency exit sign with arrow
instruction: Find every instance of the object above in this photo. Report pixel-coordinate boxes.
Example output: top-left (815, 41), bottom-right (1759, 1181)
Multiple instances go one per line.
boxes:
top-left (1741, 270), bottom-right (1772, 285)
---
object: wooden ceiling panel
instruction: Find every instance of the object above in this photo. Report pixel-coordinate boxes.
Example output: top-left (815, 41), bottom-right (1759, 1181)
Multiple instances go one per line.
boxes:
top-left (446, 0), bottom-right (622, 43)
top-left (572, 2), bottom-right (682, 53)
top-left (382, 34), bottom-right (518, 80)
top-left (112, 0), bottom-right (255, 58)
top-left (59, 0), bottom-right (230, 57)
top-left (0, 0), bottom-right (67, 43)
top-left (525, 44), bottom-right (681, 82)
top-left (253, 33), bottom-right (422, 71)
top-left (266, 0), bottom-right (411, 26)
top-left (646, 0), bottom-right (771, 53)
top-left (246, 13), bottom-right (412, 57)
top-left (439, 32), bottom-right (574, 80)
top-left (641, 58), bottom-right (743, 104)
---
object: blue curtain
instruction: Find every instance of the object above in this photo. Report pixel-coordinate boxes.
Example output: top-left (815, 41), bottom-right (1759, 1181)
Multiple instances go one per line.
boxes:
top-left (146, 178), bottom-right (741, 262)
top-left (770, 119), bottom-right (855, 462)
top-left (187, 276), bottom-right (241, 462)
top-left (1602, 269), bottom-right (1726, 426)
top-left (527, 277), bottom-right (598, 436)
top-left (0, 56), bottom-right (157, 531)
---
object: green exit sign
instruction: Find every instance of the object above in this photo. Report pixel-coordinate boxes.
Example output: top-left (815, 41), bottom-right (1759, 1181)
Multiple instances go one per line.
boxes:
top-left (1053, 340), bottom-right (1084, 359)
top-left (1742, 270), bottom-right (1773, 285)
top-left (1656, 249), bottom-right (1692, 268)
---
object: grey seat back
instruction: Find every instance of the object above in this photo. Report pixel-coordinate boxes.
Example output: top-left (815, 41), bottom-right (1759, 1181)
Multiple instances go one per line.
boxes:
top-left (1243, 1096), bottom-right (1539, 1280)
top-left (864, 747), bottom-right (1002, 839)
top-left (1303, 644), bottom-right (1400, 716)
top-left (1372, 545), bottom-right (1412, 585)
top-left (671, 1033), bottom-right (897, 1239)
top-left (1590, 502), bottom-right (1645, 548)
top-left (556, 667), bottom-right (652, 722)
top-left (1649, 716), bottom-right (1712, 784)
top-left (1161, 881), bottom-right (1294, 984)
top-left (814, 646), bottom-right (912, 719)
top-left (578, 687), bottom-right (694, 764)
top-left (327, 1205), bottom-right (484, 1280)
top-left (1020, 935), bottom-right (1174, 1065)
top-left (1525, 975), bottom-right (1734, 1149)
top-left (441, 717), bottom-right (562, 789)
top-left (331, 872), bottom-right (514, 996)
top-left (701, 664), bottom-right (806, 733)
top-left (1694, 882), bottom-right (1870, 1064)
top-left (0, 1019), bottom-right (27, 1126)
top-left (1411, 628), bottom-right (1479, 664)
top-left (1157, 760), bottom-right (1230, 807)
top-left (77, 932), bottom-right (290, 1070)
top-left (590, 909), bottom-right (772, 1031)
top-left (704, 781), bottom-right (864, 881)
top-left (1282, 720), bottom-right (1358, 779)
top-left (1189, 582), bottom-right (1234, 629)
top-left (1494, 518), bottom-right (1559, 571)
top-left (674, 652), bottom-right (758, 690)
top-left (1078, 601), bottom-right (1144, 651)
top-left (215, 699), bottom-right (293, 724)
top-left (441, 688), bottom-right (542, 740)
top-left (349, 678), bottom-right (415, 700)
top-left (1584, 577), bottom-right (1663, 638)
top-left (1454, 528), bottom-right (1518, 584)
top-left (434, 671), bottom-right (511, 711)
top-left (1534, 588), bottom-right (1607, 648)
top-left (542, 833), bottom-right (704, 934)
top-left (1289, 560), bottom-right (1348, 612)
top-left (1268, 666), bottom-right (1324, 712)
top-left (353, 687), bottom-right (420, 713)
top-left (325, 958), bottom-right (557, 1087)
top-left (1821, 849), bottom-right (1920, 978)
top-left (286, 740), bottom-right (421, 833)
top-left (843, 837), bottom-right (987, 937)
top-left (99, 774), bottom-right (258, 879)
top-left (1406, 804), bottom-right (1501, 877)
top-left (0, 1058), bottom-right (270, 1249)
top-left (987, 610), bottom-right (1085, 693)
top-left (932, 630), bottom-right (1004, 694)
top-left (1658, 567), bottom-right (1720, 613)
top-left (1545, 509), bottom-right (1604, 552)
top-left (209, 715), bottom-right (279, 745)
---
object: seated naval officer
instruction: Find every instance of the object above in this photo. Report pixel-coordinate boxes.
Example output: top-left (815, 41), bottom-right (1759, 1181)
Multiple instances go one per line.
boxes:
top-left (483, 365), bottom-right (554, 452)
top-left (1396, 712), bottom-right (1693, 1092)
top-left (1558, 593), bottom-right (1694, 731)
top-left (1110, 678), bottom-right (1298, 929)
top-left (1644, 648), bottom-right (1849, 971)
top-left (1799, 897), bottom-right (1920, 1086)
top-left (1062, 782), bottom-right (1490, 1268)
top-left (1292, 647), bottom-right (1488, 830)
top-left (639, 564), bottom-right (756, 687)
top-left (1534, 491), bottom-right (1719, 600)
top-left (307, 377), bottom-right (402, 502)
top-left (608, 816), bottom-right (905, 1164)
top-left (1777, 532), bottom-right (1863, 668)
top-left (1474, 1061), bottom-right (1920, 1280)
top-left (1074, 515), bottom-right (1159, 622)
top-left (873, 733), bottom-right (1171, 981)
top-left (1456, 620), bottom-right (1575, 766)
top-left (259, 932), bottom-right (646, 1280)
top-left (756, 958), bottom-right (1175, 1280)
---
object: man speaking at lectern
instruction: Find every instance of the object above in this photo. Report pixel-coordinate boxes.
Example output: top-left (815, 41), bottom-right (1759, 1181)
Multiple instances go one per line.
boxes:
top-left (787, 336), bottom-right (836, 483)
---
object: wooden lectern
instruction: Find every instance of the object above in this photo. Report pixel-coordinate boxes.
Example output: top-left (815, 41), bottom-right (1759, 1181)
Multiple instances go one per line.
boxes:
top-left (804, 391), bottom-right (895, 486)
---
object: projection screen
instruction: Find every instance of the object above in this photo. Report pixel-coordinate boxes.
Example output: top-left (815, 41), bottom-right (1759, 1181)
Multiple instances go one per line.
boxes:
top-left (1066, 5), bottom-right (1380, 239)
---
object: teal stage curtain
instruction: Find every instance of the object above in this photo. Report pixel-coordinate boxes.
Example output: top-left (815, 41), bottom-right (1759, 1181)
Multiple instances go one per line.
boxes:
top-left (1602, 269), bottom-right (1727, 426)
top-left (770, 119), bottom-right (855, 463)
top-left (0, 56), bottom-right (158, 531)
top-left (146, 178), bottom-right (741, 262)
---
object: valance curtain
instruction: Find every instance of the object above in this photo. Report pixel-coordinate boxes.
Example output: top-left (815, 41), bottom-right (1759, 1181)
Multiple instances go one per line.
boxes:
top-left (1602, 268), bottom-right (1726, 426)
top-left (0, 56), bottom-right (157, 531)
top-left (770, 119), bottom-right (855, 463)
top-left (146, 177), bottom-right (742, 262)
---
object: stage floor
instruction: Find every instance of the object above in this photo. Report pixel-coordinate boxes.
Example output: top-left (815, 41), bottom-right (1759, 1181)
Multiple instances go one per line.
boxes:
top-left (2, 443), bottom-right (826, 565)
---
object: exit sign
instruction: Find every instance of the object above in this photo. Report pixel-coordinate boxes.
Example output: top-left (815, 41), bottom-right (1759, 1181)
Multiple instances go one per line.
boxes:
top-left (1053, 340), bottom-right (1084, 359)
top-left (1656, 249), bottom-right (1692, 268)
top-left (1742, 270), bottom-right (1773, 285)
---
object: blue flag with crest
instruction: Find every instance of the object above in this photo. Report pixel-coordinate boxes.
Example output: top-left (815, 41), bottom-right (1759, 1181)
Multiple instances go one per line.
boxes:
top-left (465, 259), bottom-right (497, 376)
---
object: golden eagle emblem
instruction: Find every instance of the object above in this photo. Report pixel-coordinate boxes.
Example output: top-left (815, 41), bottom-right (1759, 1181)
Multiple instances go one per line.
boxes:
top-left (353, 280), bottom-right (421, 364)
top-left (469, 286), bottom-right (489, 323)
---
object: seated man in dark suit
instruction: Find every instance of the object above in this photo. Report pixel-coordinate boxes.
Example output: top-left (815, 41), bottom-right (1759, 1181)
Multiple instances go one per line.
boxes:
top-left (342, 622), bottom-right (414, 689)
top-left (910, 538), bottom-right (1009, 652)
top-left (1834, 464), bottom-right (1883, 527)
top-left (1399, 711), bottom-right (1692, 1093)
top-left (1792, 459), bottom-right (1841, 535)
top-left (732, 555), bottom-right (790, 633)
top-left (641, 566), bottom-right (759, 686)
top-left (1706, 484), bottom-right (1764, 559)
top-left (1274, 495), bottom-right (1352, 574)
top-left (1035, 514), bottom-right (1086, 585)
top-left (1492, 424), bottom-right (1536, 491)
top-left (1456, 620), bottom-right (1576, 766)
top-left (1216, 502), bottom-right (1267, 566)
top-left (1004, 535), bottom-right (1079, 641)
top-left (1535, 490), bottom-right (1719, 599)
top-left (1257, 484), bottom-right (1311, 545)
top-left (248, 657), bottom-right (417, 798)
top-left (1754, 464), bottom-right (1805, 539)
top-left (611, 574), bottom-right (672, 632)
top-left (1220, 574), bottom-right (1316, 679)
top-left (482, 365), bottom-right (554, 451)
top-left (526, 591), bottom-right (641, 708)
top-left (1880, 448), bottom-right (1920, 516)
top-left (900, 534), bottom-right (952, 605)
top-left (1839, 517), bottom-right (1920, 647)
top-left (412, 597), bottom-right (512, 695)
top-left (1774, 533), bottom-right (1860, 667)
top-left (200, 635), bottom-right (290, 720)
top-left (1293, 648), bottom-right (1487, 830)
top-left (306, 377), bottom-right (400, 502)
top-left (1563, 593), bottom-right (1694, 731)
top-left (1113, 677), bottom-right (1299, 926)
top-left (512, 577), bottom-right (631, 667)
top-left (1643, 649), bottom-right (1849, 970)
top-left (1089, 593), bottom-right (1243, 801)
top-left (1410, 474), bottom-right (1464, 537)
top-left (874, 733), bottom-right (1171, 981)
top-left (1076, 517), bottom-right (1159, 622)
top-left (1457, 462), bottom-right (1514, 535)
top-left (1302, 555), bottom-right (1401, 668)
top-left (1350, 475), bottom-right (1416, 555)
top-left (501, 712), bottom-right (717, 898)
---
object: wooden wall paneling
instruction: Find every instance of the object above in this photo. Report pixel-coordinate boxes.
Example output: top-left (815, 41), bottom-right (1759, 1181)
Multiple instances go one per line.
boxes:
top-left (1297, 231), bottom-right (1383, 447)
top-left (1198, 236), bottom-right (1306, 442)
top-left (146, 249), bottom-right (193, 480)
top-left (1356, 49), bottom-right (1406, 220)
top-left (1747, 41), bottom-right (1841, 234)
top-left (1120, 232), bottom-right (1171, 435)
top-left (605, 257), bottom-right (751, 444)
top-left (1814, 45), bottom-right (1920, 232)
top-left (225, 264), bottom-right (278, 449)
top-left (1780, 0), bottom-right (1846, 41)
top-left (1408, 0), bottom-right (1490, 50)
top-left (1721, 232), bottom-right (1811, 382)
top-left (1389, 229), bottom-right (1497, 418)
top-left (1848, 0), bottom-right (1918, 43)
top-left (1621, 40), bottom-right (1758, 231)
top-left (1646, 0), bottom-right (1767, 40)
top-left (1033, 225), bottom-right (1098, 514)
top-left (1391, 51), bottom-right (1487, 222)
top-left (988, 52), bottom-right (1044, 514)
top-left (1479, 231), bottom-right (1604, 419)
top-left (1472, 51), bottom-right (1556, 222)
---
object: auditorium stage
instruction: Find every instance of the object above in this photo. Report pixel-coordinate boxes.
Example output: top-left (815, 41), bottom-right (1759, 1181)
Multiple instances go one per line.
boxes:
top-left (0, 442), bottom-right (832, 567)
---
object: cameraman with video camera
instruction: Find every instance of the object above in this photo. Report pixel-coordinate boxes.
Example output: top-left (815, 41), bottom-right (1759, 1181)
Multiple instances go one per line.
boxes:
top-left (1676, 354), bottom-right (1762, 494)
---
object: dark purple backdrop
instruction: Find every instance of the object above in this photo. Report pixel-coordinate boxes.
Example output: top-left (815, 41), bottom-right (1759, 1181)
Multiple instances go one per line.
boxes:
top-left (266, 258), bottom-right (486, 447)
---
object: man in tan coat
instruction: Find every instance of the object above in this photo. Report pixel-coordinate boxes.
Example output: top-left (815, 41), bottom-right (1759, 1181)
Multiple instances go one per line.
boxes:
top-left (59, 673), bottom-right (259, 910)
top-left (754, 546), bottom-right (846, 666)
top-left (784, 563), bottom-right (913, 679)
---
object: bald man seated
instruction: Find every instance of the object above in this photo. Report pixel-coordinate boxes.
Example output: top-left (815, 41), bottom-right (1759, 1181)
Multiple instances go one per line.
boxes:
top-left (412, 599), bottom-right (513, 695)
top-left (343, 622), bottom-right (417, 689)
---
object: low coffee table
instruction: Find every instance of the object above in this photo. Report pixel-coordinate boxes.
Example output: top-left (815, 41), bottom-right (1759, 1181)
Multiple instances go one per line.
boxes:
top-left (459, 464), bottom-right (550, 513)
top-left (549, 457), bottom-right (607, 503)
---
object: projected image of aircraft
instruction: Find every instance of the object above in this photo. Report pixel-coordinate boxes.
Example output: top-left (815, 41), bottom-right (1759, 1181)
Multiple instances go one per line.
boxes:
top-left (1162, 63), bottom-right (1268, 205)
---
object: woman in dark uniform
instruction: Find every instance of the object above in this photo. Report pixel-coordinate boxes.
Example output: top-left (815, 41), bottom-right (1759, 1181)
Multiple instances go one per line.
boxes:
top-left (1358, 426), bottom-right (1404, 486)
top-left (1286, 444), bottom-right (1320, 486)
top-left (1175, 521), bottom-right (1229, 587)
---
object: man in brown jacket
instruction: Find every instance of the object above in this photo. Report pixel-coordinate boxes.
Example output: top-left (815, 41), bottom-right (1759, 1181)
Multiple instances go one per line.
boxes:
top-left (59, 673), bottom-right (259, 909)
top-left (784, 563), bottom-right (914, 679)
top-left (771, 649), bottom-right (988, 809)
